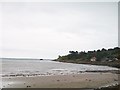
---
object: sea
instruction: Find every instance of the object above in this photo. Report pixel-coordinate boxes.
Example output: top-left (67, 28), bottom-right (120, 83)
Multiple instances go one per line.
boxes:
top-left (0, 58), bottom-right (118, 77)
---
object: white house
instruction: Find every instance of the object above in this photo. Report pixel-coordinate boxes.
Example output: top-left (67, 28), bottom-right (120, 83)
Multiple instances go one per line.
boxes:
top-left (90, 57), bottom-right (96, 62)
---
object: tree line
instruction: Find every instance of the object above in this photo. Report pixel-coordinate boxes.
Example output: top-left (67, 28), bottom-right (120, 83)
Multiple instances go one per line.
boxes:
top-left (57, 47), bottom-right (120, 62)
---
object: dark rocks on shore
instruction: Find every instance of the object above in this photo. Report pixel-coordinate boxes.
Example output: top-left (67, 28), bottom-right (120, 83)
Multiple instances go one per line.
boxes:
top-left (57, 80), bottom-right (60, 82)
top-left (94, 84), bottom-right (120, 90)
top-left (26, 85), bottom-right (31, 88)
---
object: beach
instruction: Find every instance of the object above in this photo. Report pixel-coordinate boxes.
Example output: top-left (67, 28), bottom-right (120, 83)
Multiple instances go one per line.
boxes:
top-left (1, 59), bottom-right (119, 89)
top-left (2, 72), bottom-right (118, 88)
top-left (1, 1), bottom-right (119, 89)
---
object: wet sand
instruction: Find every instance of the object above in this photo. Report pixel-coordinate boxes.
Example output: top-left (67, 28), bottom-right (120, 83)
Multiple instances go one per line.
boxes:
top-left (2, 72), bottom-right (118, 88)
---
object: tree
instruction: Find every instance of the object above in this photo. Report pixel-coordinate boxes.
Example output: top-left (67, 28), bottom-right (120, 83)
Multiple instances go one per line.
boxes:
top-left (69, 51), bottom-right (78, 54)
top-left (101, 48), bottom-right (107, 51)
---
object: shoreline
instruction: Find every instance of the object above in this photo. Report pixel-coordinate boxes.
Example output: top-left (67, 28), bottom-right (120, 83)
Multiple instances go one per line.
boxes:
top-left (2, 69), bottom-right (119, 78)
top-left (54, 59), bottom-right (120, 69)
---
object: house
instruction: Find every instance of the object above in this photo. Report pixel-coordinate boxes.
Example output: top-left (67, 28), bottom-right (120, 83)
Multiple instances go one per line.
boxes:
top-left (108, 58), bottom-right (118, 62)
top-left (90, 57), bottom-right (96, 62)
top-left (114, 58), bottom-right (118, 61)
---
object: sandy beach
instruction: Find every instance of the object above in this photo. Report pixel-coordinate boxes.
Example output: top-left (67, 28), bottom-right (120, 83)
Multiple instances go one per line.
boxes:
top-left (2, 72), bottom-right (118, 88)
top-left (1, 59), bottom-right (119, 89)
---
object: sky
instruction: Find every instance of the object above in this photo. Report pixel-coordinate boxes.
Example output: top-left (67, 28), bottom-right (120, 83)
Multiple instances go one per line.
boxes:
top-left (0, 2), bottom-right (118, 59)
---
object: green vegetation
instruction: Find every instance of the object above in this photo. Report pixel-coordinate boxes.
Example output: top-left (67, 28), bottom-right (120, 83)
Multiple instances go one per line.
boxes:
top-left (55, 47), bottom-right (120, 68)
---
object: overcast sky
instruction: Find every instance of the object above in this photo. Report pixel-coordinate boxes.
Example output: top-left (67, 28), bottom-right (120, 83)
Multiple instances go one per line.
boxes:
top-left (1, 2), bottom-right (118, 59)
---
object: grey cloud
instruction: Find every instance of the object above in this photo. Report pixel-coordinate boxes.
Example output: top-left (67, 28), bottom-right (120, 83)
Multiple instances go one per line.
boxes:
top-left (1, 2), bottom-right (118, 59)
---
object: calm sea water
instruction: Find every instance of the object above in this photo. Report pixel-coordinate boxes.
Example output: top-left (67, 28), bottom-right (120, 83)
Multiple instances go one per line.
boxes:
top-left (1, 58), bottom-right (118, 76)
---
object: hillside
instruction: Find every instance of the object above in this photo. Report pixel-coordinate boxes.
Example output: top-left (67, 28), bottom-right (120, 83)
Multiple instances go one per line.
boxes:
top-left (55, 47), bottom-right (120, 68)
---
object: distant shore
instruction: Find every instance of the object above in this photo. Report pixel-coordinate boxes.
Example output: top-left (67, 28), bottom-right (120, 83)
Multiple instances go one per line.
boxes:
top-left (56, 47), bottom-right (120, 68)
top-left (54, 59), bottom-right (120, 69)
